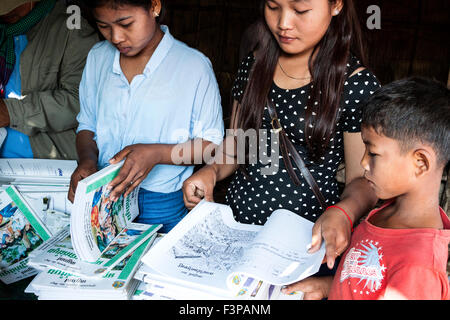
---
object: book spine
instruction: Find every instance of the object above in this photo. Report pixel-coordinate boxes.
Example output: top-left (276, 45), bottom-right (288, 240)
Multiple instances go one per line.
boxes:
top-left (116, 235), bottom-right (156, 283)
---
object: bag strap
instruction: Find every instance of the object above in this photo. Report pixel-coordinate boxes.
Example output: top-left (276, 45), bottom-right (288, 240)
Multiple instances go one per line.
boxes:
top-left (266, 101), bottom-right (327, 210)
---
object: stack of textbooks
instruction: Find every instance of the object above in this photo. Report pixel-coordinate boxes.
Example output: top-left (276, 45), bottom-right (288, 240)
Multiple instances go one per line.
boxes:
top-left (26, 231), bottom-right (157, 300)
top-left (132, 201), bottom-right (327, 300)
top-left (25, 162), bottom-right (161, 299)
top-left (0, 159), bottom-right (76, 284)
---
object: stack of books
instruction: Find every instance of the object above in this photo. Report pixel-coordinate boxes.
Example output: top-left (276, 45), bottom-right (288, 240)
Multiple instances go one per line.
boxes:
top-left (0, 158), bottom-right (160, 300)
top-left (26, 233), bottom-right (156, 300)
top-left (25, 162), bottom-right (161, 299)
top-left (0, 159), bottom-right (76, 284)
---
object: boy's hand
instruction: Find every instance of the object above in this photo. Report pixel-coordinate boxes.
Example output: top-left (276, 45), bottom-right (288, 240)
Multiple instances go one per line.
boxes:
top-left (108, 144), bottom-right (161, 201)
top-left (308, 206), bottom-right (351, 269)
top-left (68, 160), bottom-right (98, 203)
top-left (282, 276), bottom-right (333, 300)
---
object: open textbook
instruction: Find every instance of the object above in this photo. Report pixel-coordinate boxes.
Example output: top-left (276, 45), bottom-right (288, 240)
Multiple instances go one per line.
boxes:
top-left (141, 200), bottom-right (325, 299)
top-left (0, 186), bottom-right (51, 284)
top-left (70, 161), bottom-right (142, 262)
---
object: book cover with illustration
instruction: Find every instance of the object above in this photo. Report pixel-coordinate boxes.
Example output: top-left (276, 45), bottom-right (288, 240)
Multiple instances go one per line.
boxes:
top-left (0, 186), bottom-right (51, 284)
top-left (70, 162), bottom-right (140, 262)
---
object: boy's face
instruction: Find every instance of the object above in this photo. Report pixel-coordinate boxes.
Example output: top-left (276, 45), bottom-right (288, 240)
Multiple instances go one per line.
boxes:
top-left (360, 126), bottom-right (416, 200)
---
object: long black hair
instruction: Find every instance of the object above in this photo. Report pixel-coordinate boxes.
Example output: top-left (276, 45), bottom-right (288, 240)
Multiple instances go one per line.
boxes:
top-left (235, 0), bottom-right (367, 161)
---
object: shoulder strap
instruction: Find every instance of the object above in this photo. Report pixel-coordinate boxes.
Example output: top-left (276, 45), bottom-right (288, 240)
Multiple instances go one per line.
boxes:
top-left (267, 101), bottom-right (327, 210)
top-left (346, 54), bottom-right (364, 78)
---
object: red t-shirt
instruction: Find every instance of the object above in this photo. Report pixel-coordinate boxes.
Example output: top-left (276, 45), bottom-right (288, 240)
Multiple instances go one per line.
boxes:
top-left (329, 202), bottom-right (450, 300)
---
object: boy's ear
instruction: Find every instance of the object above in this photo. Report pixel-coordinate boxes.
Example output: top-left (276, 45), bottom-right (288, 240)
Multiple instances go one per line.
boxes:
top-left (412, 147), bottom-right (434, 177)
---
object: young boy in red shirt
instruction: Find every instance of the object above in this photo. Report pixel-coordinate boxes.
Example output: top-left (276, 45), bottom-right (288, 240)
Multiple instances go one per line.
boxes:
top-left (283, 77), bottom-right (450, 300)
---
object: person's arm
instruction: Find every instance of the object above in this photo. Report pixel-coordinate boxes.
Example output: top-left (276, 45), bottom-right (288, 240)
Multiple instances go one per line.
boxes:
top-left (308, 131), bottom-right (378, 269)
top-left (107, 139), bottom-right (220, 201)
top-left (307, 67), bottom-right (380, 269)
top-left (208, 99), bottom-right (242, 181)
top-left (182, 135), bottom-right (241, 208)
top-left (67, 28), bottom-right (101, 203)
top-left (182, 100), bottom-right (242, 209)
top-left (68, 130), bottom-right (99, 202)
top-left (4, 20), bottom-right (98, 135)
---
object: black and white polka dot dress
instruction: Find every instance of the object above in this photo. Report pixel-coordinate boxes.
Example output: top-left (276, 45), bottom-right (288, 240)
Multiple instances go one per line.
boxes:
top-left (225, 53), bottom-right (381, 225)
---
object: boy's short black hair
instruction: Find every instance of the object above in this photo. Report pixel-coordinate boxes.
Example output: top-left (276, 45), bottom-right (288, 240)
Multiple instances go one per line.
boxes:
top-left (362, 77), bottom-right (450, 167)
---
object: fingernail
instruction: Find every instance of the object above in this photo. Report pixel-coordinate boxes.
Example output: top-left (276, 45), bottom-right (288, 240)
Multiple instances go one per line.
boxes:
top-left (327, 260), bottom-right (334, 269)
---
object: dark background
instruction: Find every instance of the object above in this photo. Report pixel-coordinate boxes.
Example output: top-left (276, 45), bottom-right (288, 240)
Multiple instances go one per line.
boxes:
top-left (159, 0), bottom-right (449, 124)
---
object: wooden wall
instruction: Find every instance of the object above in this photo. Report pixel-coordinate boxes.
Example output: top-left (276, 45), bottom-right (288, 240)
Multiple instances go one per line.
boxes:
top-left (354, 0), bottom-right (449, 85)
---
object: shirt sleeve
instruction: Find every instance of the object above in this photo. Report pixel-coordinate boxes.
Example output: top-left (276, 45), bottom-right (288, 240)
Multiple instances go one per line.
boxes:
top-left (382, 265), bottom-right (449, 300)
top-left (340, 69), bottom-right (381, 133)
top-left (5, 19), bottom-right (98, 135)
top-left (189, 56), bottom-right (224, 146)
top-left (76, 47), bottom-right (98, 134)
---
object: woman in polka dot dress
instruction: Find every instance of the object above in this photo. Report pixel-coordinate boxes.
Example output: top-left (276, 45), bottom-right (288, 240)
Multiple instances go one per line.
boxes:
top-left (183, 0), bottom-right (380, 272)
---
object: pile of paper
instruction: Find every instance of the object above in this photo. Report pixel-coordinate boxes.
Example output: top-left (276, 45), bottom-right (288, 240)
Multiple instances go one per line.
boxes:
top-left (0, 158), bottom-right (77, 186)
top-left (22, 161), bottom-right (162, 299)
top-left (26, 235), bottom-right (155, 300)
